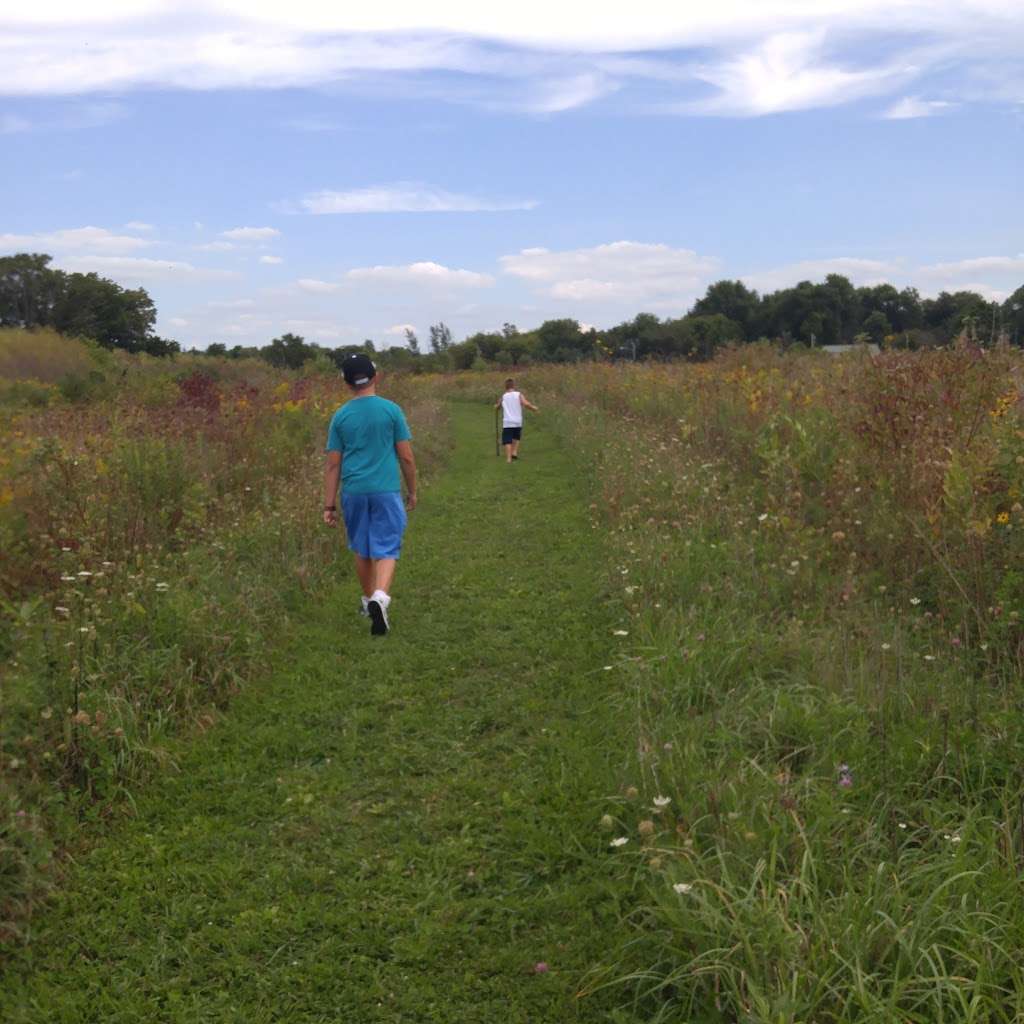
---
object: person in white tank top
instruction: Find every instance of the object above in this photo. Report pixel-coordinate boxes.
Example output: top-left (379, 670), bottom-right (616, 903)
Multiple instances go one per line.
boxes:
top-left (494, 377), bottom-right (539, 463)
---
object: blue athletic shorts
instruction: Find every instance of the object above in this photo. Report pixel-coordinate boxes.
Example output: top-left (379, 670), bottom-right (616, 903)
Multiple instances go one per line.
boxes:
top-left (341, 491), bottom-right (407, 559)
top-left (502, 426), bottom-right (522, 444)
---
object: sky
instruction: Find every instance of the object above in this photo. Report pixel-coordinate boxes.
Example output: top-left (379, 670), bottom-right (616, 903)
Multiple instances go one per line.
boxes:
top-left (1, 2), bottom-right (1022, 350)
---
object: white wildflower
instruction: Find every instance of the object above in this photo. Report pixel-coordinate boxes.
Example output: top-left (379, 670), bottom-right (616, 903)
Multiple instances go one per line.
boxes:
top-left (672, 882), bottom-right (693, 895)
top-left (610, 836), bottom-right (629, 848)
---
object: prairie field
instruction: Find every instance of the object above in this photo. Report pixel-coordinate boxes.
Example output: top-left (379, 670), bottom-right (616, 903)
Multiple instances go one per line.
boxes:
top-left (3, 333), bottom-right (1024, 1022)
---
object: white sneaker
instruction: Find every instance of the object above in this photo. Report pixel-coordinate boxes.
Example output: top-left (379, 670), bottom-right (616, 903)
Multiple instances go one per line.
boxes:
top-left (359, 596), bottom-right (370, 617)
top-left (367, 590), bottom-right (390, 636)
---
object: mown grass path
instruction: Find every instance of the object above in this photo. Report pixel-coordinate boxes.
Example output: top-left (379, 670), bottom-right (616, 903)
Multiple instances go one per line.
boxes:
top-left (2, 404), bottom-right (636, 1023)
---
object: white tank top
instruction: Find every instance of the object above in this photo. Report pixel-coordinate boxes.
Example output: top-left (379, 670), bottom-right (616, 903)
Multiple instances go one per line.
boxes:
top-left (501, 390), bottom-right (523, 427)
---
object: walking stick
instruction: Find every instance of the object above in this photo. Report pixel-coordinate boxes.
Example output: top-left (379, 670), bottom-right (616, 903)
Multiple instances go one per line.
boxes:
top-left (494, 407), bottom-right (500, 457)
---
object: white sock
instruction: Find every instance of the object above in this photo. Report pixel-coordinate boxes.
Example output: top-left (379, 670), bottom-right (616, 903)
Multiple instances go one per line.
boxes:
top-left (371, 589), bottom-right (390, 608)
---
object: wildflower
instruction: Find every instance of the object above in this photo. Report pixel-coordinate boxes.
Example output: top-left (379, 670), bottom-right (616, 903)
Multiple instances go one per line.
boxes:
top-left (653, 796), bottom-right (671, 808)
top-left (613, 629), bottom-right (629, 636)
top-left (997, 512), bottom-right (1010, 524)
top-left (625, 786), bottom-right (639, 800)
top-left (610, 836), bottom-right (629, 848)
top-left (54, 607), bottom-right (70, 615)
top-left (898, 822), bottom-right (907, 830)
top-left (155, 582), bottom-right (170, 591)
top-left (638, 819), bottom-right (656, 837)
top-left (923, 654), bottom-right (936, 661)
top-left (61, 546), bottom-right (71, 552)
top-left (672, 882), bottom-right (693, 895)
top-left (603, 665), bottom-right (613, 671)
top-left (757, 513), bottom-right (768, 522)
top-left (533, 962), bottom-right (549, 974)
top-left (60, 575), bottom-right (76, 582)
top-left (881, 642), bottom-right (891, 651)
top-left (599, 814), bottom-right (615, 831)
top-left (837, 763), bottom-right (853, 789)
top-left (40, 707), bottom-right (53, 720)
top-left (910, 597), bottom-right (921, 606)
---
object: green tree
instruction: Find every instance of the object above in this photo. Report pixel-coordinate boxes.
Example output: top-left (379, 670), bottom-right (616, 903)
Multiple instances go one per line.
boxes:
top-left (0, 253), bottom-right (64, 327)
top-left (404, 328), bottom-right (420, 356)
top-left (537, 318), bottom-right (589, 362)
top-left (262, 332), bottom-right (313, 369)
top-left (691, 280), bottom-right (759, 339)
top-left (861, 310), bottom-right (892, 343)
top-left (1003, 286), bottom-right (1024, 345)
top-left (428, 322), bottom-right (452, 354)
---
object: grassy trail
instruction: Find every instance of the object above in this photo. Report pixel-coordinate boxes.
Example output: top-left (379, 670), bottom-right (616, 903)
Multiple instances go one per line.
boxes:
top-left (2, 404), bottom-right (636, 1023)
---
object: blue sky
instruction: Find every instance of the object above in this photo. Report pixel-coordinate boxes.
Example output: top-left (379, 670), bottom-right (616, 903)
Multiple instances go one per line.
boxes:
top-left (2, 2), bottom-right (1022, 350)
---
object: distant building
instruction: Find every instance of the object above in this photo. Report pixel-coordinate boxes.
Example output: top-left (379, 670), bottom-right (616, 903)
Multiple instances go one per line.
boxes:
top-left (820, 343), bottom-right (880, 356)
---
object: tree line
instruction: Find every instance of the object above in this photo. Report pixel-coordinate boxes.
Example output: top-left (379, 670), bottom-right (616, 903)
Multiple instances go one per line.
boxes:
top-left (0, 253), bottom-right (180, 356)
top-left (4, 250), bottom-right (1023, 367)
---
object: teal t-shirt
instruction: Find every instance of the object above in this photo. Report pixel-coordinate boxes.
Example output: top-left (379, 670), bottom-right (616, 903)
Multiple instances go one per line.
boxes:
top-left (325, 395), bottom-right (412, 495)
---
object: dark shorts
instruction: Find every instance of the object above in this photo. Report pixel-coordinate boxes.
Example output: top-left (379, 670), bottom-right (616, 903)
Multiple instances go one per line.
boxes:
top-left (501, 426), bottom-right (522, 444)
top-left (341, 491), bottom-right (407, 559)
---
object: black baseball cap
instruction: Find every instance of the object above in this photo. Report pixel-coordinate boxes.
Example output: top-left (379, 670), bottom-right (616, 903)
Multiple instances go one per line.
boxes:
top-left (342, 353), bottom-right (377, 387)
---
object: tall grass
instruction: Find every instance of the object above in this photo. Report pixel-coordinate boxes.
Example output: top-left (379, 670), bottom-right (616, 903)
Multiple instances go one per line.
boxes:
top-left (0, 351), bottom-right (449, 941)
top-left (457, 346), bottom-right (1024, 1021)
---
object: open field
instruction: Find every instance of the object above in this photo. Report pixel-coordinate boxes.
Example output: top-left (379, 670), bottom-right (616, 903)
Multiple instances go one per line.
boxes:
top-left (3, 336), bottom-right (1024, 1021)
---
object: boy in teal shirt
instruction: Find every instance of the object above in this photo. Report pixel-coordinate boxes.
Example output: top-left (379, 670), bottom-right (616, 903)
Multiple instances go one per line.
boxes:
top-left (322, 354), bottom-right (417, 635)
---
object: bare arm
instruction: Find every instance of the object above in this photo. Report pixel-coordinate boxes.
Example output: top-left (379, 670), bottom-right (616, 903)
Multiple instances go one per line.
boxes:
top-left (322, 450), bottom-right (341, 526)
top-left (396, 439), bottom-right (418, 510)
top-left (521, 393), bottom-right (540, 412)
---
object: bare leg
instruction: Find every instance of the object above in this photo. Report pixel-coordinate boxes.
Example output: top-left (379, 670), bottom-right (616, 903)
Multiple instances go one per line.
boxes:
top-left (354, 555), bottom-right (375, 597)
top-left (505, 442), bottom-right (513, 464)
top-left (511, 438), bottom-right (520, 459)
top-left (374, 558), bottom-right (397, 594)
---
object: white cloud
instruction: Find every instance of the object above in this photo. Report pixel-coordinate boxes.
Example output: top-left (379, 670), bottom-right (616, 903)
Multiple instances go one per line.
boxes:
top-left (882, 96), bottom-right (957, 119)
top-left (207, 298), bottom-right (255, 309)
top-left (297, 278), bottom-right (342, 294)
top-left (54, 255), bottom-right (240, 283)
top-left (687, 30), bottom-right (915, 116)
top-left (298, 183), bottom-right (537, 214)
top-left (259, 254), bottom-right (283, 264)
top-left (918, 256), bottom-right (1024, 278)
top-left (197, 241), bottom-right (237, 252)
top-left (501, 241), bottom-right (718, 303)
top-left (741, 257), bottom-right (899, 293)
top-left (913, 255), bottom-right (1024, 300)
top-left (385, 323), bottom-right (417, 335)
top-left (0, 225), bottom-right (153, 253)
top-left (124, 220), bottom-right (155, 231)
top-left (346, 261), bottom-right (494, 288)
top-left (3, 4), bottom-right (1020, 119)
top-left (221, 226), bottom-right (280, 241)
top-left (168, 317), bottom-right (188, 327)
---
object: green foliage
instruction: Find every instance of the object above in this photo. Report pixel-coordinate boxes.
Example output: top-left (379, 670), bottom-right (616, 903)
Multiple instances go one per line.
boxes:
top-left (0, 254), bottom-right (174, 356)
top-left (0, 363), bottom-right (451, 940)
